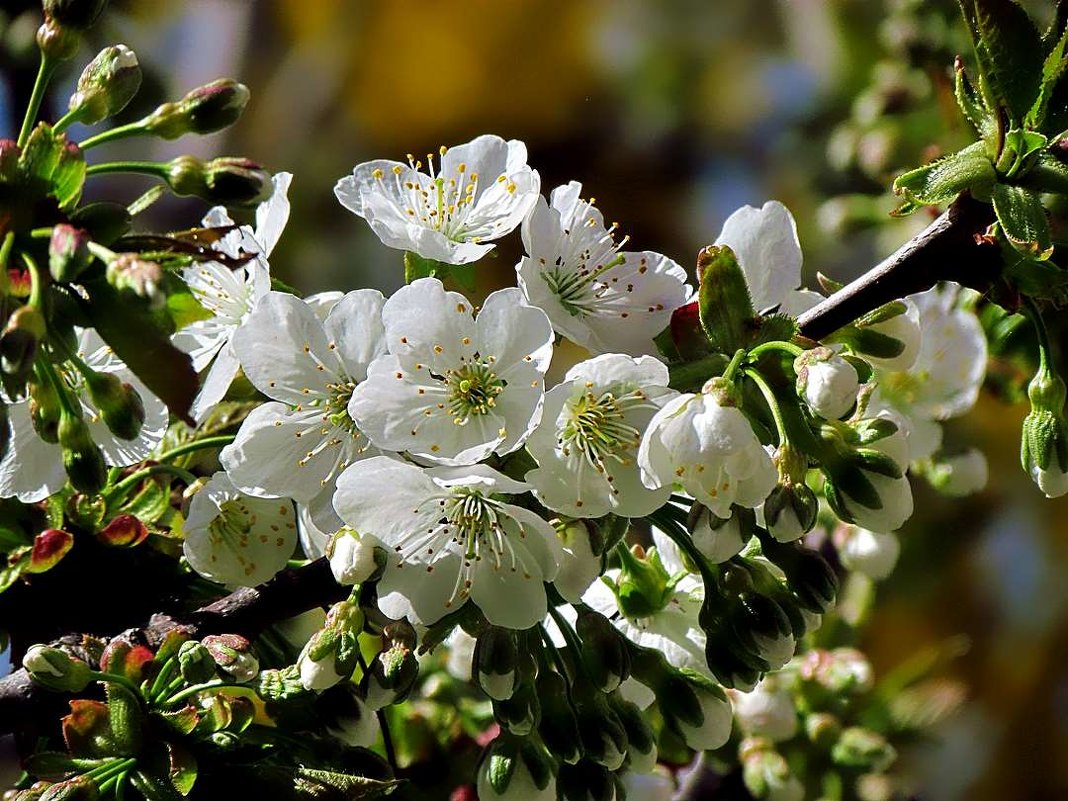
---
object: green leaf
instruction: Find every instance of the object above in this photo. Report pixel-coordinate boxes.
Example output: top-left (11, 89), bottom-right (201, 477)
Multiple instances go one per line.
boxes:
top-left (991, 182), bottom-right (1054, 258)
top-left (25, 752), bottom-right (110, 780)
top-left (954, 57), bottom-right (997, 145)
top-left (1003, 253), bottom-right (1068, 303)
top-left (892, 141), bottom-right (995, 206)
top-left (166, 742), bottom-right (198, 796)
top-left (293, 767), bottom-right (400, 800)
top-left (116, 474), bottom-right (171, 524)
top-left (958, 0), bottom-right (1044, 124)
top-left (106, 682), bottom-right (144, 756)
top-left (70, 202), bottom-right (133, 247)
top-left (52, 141), bottom-right (86, 211)
top-left (1020, 151), bottom-right (1068, 194)
top-left (995, 128), bottom-right (1047, 178)
top-left (270, 276), bottom-right (303, 296)
top-left (696, 244), bottom-right (756, 354)
top-left (15, 124), bottom-right (86, 210)
top-left (82, 278), bottom-right (198, 424)
top-left (753, 313), bottom-right (799, 346)
top-left (1029, 25), bottom-right (1068, 128)
top-left (403, 251), bottom-right (448, 284)
top-left (0, 550), bottom-right (29, 594)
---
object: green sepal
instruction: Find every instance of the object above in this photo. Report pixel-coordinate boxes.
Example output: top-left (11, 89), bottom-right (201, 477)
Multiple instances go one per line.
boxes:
top-left (958, 0), bottom-right (1044, 125)
top-left (403, 251), bottom-right (449, 284)
top-left (291, 767), bottom-right (400, 799)
top-left (831, 464), bottom-right (883, 511)
top-left (270, 276), bottom-right (303, 296)
top-left (753, 314), bottom-right (799, 346)
top-left (892, 141), bottom-right (995, 206)
top-left (115, 473), bottom-right (171, 524)
top-left (154, 706), bottom-right (200, 737)
top-left (62, 699), bottom-right (118, 758)
top-left (16, 124), bottom-right (86, 211)
top-left (827, 325), bottom-right (905, 360)
top-left (696, 244), bottom-right (756, 354)
top-left (954, 57), bottom-right (997, 146)
top-left (851, 448), bottom-right (905, 479)
top-left (991, 182), bottom-right (1054, 259)
top-left (82, 278), bottom-right (198, 424)
top-left (131, 769), bottom-right (186, 801)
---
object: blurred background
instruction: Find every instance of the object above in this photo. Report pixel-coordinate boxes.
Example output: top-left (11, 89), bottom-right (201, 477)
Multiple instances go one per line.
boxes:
top-left (1, 0), bottom-right (1067, 798)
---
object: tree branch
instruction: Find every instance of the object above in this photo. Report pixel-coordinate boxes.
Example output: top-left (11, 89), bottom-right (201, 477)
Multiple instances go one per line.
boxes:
top-left (0, 557), bottom-right (347, 736)
top-left (797, 195), bottom-right (999, 341)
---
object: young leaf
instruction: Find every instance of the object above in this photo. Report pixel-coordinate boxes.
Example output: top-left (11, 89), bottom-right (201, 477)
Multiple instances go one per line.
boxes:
top-left (893, 141), bottom-right (995, 206)
top-left (954, 56), bottom-right (996, 145)
top-left (1029, 25), bottom-right (1068, 128)
top-left (1020, 151), bottom-right (1068, 194)
top-left (696, 244), bottom-right (756, 354)
top-left (991, 182), bottom-right (1054, 259)
top-left (958, 0), bottom-right (1044, 125)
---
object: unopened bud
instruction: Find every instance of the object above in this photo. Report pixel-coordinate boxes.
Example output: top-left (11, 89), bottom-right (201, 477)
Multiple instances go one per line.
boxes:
top-left (493, 680), bottom-right (540, 736)
top-left (58, 410), bottom-right (106, 493)
top-left (800, 647), bottom-right (874, 696)
top-left (838, 527), bottom-right (900, 580)
top-left (690, 505), bottom-right (748, 563)
top-left (28, 376), bottom-right (61, 443)
top-left (795, 348), bottom-right (860, 420)
top-left (536, 670), bottom-right (583, 765)
top-left (67, 45), bottom-right (140, 125)
top-left (177, 641), bottom-right (217, 684)
top-left (145, 79), bottom-right (250, 139)
top-left (804, 712), bottom-right (842, 749)
top-left (662, 671), bottom-right (733, 752)
top-left (831, 727), bottom-right (897, 773)
top-left (22, 645), bottom-right (92, 692)
top-left (27, 528), bottom-right (74, 573)
top-left (326, 527), bottom-right (380, 585)
top-left (1, 306), bottom-right (46, 377)
top-left (473, 627), bottom-right (519, 701)
top-left (361, 640), bottom-right (418, 710)
top-left (759, 538), bottom-right (839, 614)
top-left (925, 448), bottom-right (988, 497)
top-left (574, 691), bottom-right (628, 770)
top-left (762, 483), bottom-right (818, 544)
top-left (730, 679), bottom-right (798, 742)
top-left (105, 254), bottom-right (163, 305)
top-left (741, 741), bottom-right (804, 801)
top-left (43, 0), bottom-right (108, 30)
top-left (48, 225), bottom-right (92, 282)
top-left (730, 591), bottom-right (796, 672)
top-left (477, 737), bottom-right (557, 801)
top-left (1022, 367), bottom-right (1068, 497)
top-left (0, 140), bottom-right (20, 181)
top-left (575, 609), bottom-right (631, 693)
top-left (609, 694), bottom-right (657, 774)
top-left (557, 761), bottom-right (615, 801)
top-left (165, 155), bottom-right (272, 206)
top-left (614, 544), bottom-right (673, 619)
top-left (201, 634), bottom-right (259, 683)
top-left (97, 513), bottom-right (149, 548)
top-left (83, 370), bottom-right (145, 441)
top-left (36, 19), bottom-right (80, 61)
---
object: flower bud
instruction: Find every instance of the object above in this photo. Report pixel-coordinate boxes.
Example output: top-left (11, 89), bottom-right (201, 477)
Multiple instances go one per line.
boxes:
top-left (83, 370), bottom-right (144, 441)
top-left (825, 422), bottom-right (913, 532)
top-left (145, 79), bottom-right (250, 139)
top-left (165, 155), bottom-right (272, 207)
top-left (557, 761), bottom-right (616, 801)
top-left (851, 299), bottom-right (921, 371)
top-left (730, 591), bottom-right (796, 672)
top-left (22, 645), bottom-right (92, 692)
top-left (574, 691), bottom-right (628, 770)
top-left (361, 640), bottom-right (418, 710)
top-left (762, 483), bottom-right (818, 544)
top-left (831, 726), bottom-right (897, 773)
top-left (43, 0), bottom-right (108, 30)
top-left (800, 647), bottom-right (873, 696)
top-left (576, 609), bottom-right (631, 693)
top-left (105, 254), bottom-right (163, 305)
top-left (1021, 367), bottom-right (1068, 497)
top-left (554, 519), bottom-right (602, 602)
top-left (758, 537), bottom-right (839, 614)
top-left (741, 740), bottom-right (804, 801)
top-left (477, 738), bottom-right (557, 801)
top-left (1, 306), bottom-right (46, 377)
top-left (201, 634), bottom-right (259, 683)
top-left (493, 680), bottom-right (540, 736)
top-left (794, 348), bottom-right (859, 420)
top-left (804, 712), bottom-right (841, 749)
top-left (730, 679), bottom-right (798, 742)
top-left (609, 694), bottom-right (657, 774)
top-left (838, 527), bottom-right (900, 580)
top-left (36, 19), bottom-right (80, 61)
top-left (925, 448), bottom-right (988, 497)
top-left (690, 506), bottom-right (748, 563)
top-left (326, 527), bottom-right (379, 586)
top-left (48, 225), bottom-right (92, 282)
top-left (298, 630), bottom-right (347, 692)
top-left (473, 626), bottom-right (520, 701)
top-left (29, 375), bottom-right (62, 443)
top-left (67, 45), bottom-right (140, 125)
top-left (58, 410), bottom-right (106, 493)
top-left (663, 671), bottom-right (733, 751)
top-left (536, 670), bottom-right (583, 765)
top-left (97, 513), bottom-right (148, 548)
top-left (613, 544), bottom-right (673, 619)
top-left (177, 640), bottom-right (217, 684)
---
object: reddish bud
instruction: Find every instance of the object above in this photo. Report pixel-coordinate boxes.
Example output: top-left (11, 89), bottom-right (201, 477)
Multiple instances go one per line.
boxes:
top-left (97, 514), bottom-right (148, 548)
top-left (27, 529), bottom-right (74, 574)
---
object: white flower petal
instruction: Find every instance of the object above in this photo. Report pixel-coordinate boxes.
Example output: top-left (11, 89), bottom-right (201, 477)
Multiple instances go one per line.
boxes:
top-left (715, 200), bottom-right (803, 313)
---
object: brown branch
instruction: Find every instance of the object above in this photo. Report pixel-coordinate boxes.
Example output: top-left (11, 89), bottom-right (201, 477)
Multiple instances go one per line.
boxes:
top-left (0, 557), bottom-right (346, 736)
top-left (797, 195), bottom-right (1000, 341)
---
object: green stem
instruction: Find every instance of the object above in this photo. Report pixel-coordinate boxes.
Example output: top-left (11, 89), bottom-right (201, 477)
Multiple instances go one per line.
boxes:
top-left (86, 161), bottom-right (167, 178)
top-left (538, 623), bottom-right (573, 682)
top-left (79, 120), bottom-right (149, 150)
top-left (377, 708), bottom-right (399, 775)
top-left (156, 435), bottom-right (236, 463)
top-left (747, 340), bottom-right (804, 361)
top-left (547, 603), bottom-right (587, 680)
top-left (89, 670), bottom-right (142, 699)
top-left (87, 241), bottom-right (117, 264)
top-left (743, 366), bottom-right (790, 447)
top-left (0, 231), bottom-right (14, 296)
top-left (37, 354), bottom-right (78, 417)
top-left (668, 354), bottom-right (728, 392)
top-left (147, 656), bottom-right (177, 703)
top-left (21, 251), bottom-right (46, 310)
top-left (84, 757), bottom-right (137, 782)
top-left (721, 348), bottom-right (747, 383)
top-left (646, 508), bottom-right (718, 588)
top-left (17, 55), bottom-right (57, 148)
top-left (106, 463), bottom-right (199, 503)
top-left (1022, 295), bottom-right (1054, 374)
top-left (52, 107), bottom-right (81, 135)
top-left (163, 680), bottom-right (247, 707)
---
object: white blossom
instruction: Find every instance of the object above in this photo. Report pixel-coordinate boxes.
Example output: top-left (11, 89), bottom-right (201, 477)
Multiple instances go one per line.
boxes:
top-left (525, 353), bottom-right (677, 518)
top-left (348, 278), bottom-right (553, 466)
top-left (335, 135), bottom-right (539, 264)
top-left (327, 528), bottom-right (379, 586)
top-left (714, 200), bottom-right (822, 316)
top-left (729, 678), bottom-right (798, 742)
top-left (182, 472), bottom-right (298, 587)
top-left (332, 456), bottom-right (562, 629)
top-left (553, 519), bottom-right (603, 603)
top-left (0, 329), bottom-right (167, 501)
top-left (220, 290), bottom-right (386, 532)
top-left (837, 416), bottom-right (913, 533)
top-left (638, 388), bottom-right (777, 519)
top-left (691, 506), bottom-right (748, 563)
top-left (926, 448), bottom-right (988, 497)
top-left (172, 172), bottom-right (292, 421)
top-left (517, 181), bottom-right (691, 355)
top-left (794, 348), bottom-right (859, 420)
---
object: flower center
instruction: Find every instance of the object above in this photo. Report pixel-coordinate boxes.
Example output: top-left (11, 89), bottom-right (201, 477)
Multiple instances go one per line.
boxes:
top-left (559, 386), bottom-right (648, 473)
top-left (542, 252), bottom-right (628, 319)
top-left (324, 379), bottom-right (357, 431)
top-left (209, 499), bottom-right (254, 546)
top-left (445, 361), bottom-right (505, 423)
